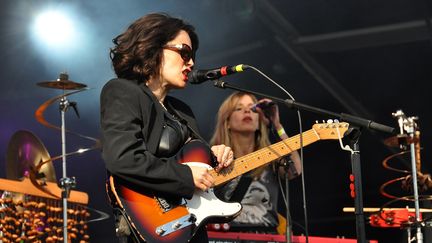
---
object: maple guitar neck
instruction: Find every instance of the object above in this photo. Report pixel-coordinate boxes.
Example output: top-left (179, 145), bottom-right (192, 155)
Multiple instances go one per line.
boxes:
top-left (210, 127), bottom-right (318, 186)
top-left (210, 122), bottom-right (350, 186)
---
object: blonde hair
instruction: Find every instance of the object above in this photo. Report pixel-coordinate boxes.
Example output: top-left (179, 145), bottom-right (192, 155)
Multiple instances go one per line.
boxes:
top-left (210, 92), bottom-right (271, 177)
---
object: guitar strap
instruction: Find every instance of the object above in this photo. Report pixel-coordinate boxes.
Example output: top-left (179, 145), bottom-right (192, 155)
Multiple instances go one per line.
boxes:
top-left (113, 208), bottom-right (142, 243)
top-left (228, 175), bottom-right (253, 203)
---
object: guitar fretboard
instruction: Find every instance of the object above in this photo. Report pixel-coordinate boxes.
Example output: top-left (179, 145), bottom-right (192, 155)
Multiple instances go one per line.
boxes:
top-left (211, 128), bottom-right (320, 186)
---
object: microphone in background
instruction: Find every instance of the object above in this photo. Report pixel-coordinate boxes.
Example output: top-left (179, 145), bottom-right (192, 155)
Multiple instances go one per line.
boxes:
top-left (251, 101), bottom-right (275, 113)
top-left (188, 64), bottom-right (249, 84)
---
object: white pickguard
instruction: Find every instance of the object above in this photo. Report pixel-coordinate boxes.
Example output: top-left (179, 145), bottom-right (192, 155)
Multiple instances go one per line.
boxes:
top-left (184, 162), bottom-right (242, 226)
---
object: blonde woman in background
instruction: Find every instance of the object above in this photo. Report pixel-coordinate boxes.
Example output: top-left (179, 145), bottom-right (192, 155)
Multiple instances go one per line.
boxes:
top-left (211, 91), bottom-right (301, 235)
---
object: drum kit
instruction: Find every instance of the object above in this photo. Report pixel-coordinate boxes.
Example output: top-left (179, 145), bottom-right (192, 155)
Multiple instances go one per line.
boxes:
top-left (341, 110), bottom-right (431, 242)
top-left (0, 73), bottom-right (102, 242)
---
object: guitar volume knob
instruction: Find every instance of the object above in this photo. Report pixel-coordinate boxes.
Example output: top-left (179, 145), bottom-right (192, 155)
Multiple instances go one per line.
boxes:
top-left (155, 228), bottom-right (166, 236)
top-left (172, 221), bottom-right (182, 229)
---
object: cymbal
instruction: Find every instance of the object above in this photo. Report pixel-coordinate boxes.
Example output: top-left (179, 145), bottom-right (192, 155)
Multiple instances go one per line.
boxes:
top-left (37, 79), bottom-right (87, 90)
top-left (6, 130), bottom-right (56, 182)
top-left (383, 134), bottom-right (418, 147)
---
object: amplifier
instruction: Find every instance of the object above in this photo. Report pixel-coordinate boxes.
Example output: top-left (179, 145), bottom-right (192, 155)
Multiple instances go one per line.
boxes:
top-left (208, 231), bottom-right (379, 243)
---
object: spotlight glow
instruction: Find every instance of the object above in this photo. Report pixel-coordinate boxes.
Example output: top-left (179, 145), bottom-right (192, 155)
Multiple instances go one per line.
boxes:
top-left (33, 10), bottom-right (75, 46)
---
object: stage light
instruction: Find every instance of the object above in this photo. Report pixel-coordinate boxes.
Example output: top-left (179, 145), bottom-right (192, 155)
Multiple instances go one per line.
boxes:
top-left (33, 10), bottom-right (75, 47)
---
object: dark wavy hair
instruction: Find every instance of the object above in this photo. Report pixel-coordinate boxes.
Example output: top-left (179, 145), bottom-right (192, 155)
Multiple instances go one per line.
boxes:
top-left (110, 13), bottom-right (199, 83)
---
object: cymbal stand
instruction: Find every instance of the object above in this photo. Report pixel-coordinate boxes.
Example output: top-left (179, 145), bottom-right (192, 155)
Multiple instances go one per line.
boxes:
top-left (58, 74), bottom-right (77, 243)
top-left (393, 110), bottom-right (422, 243)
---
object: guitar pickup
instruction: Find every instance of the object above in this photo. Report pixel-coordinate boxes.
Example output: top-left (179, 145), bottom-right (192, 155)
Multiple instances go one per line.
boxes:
top-left (155, 196), bottom-right (186, 213)
top-left (155, 214), bottom-right (195, 236)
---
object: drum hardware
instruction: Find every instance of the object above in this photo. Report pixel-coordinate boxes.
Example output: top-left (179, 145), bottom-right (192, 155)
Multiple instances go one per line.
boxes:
top-left (5, 130), bottom-right (57, 184)
top-left (1, 72), bottom-right (102, 242)
top-left (383, 134), bottom-right (419, 149)
top-left (36, 72), bottom-right (87, 90)
top-left (36, 72), bottom-right (88, 243)
top-left (1, 130), bottom-right (93, 242)
top-left (344, 110), bottom-right (429, 243)
top-left (379, 110), bottom-right (427, 243)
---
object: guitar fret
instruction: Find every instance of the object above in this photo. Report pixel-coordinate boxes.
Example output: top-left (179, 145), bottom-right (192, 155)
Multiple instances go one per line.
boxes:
top-left (232, 159), bottom-right (243, 178)
top-left (212, 123), bottom-right (348, 186)
top-left (214, 130), bottom-right (316, 186)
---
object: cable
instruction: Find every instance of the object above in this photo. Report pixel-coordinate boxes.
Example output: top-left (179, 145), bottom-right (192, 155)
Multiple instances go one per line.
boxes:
top-left (113, 207), bottom-right (142, 242)
top-left (247, 65), bottom-right (309, 243)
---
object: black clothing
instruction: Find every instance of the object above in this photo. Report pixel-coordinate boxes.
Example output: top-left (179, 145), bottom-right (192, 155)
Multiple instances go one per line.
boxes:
top-left (100, 78), bottom-right (200, 199)
top-left (100, 78), bottom-right (209, 243)
top-left (157, 109), bottom-right (190, 157)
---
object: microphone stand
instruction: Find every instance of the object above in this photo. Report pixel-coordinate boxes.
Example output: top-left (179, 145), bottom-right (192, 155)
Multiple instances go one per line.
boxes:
top-left (213, 80), bottom-right (395, 243)
top-left (281, 158), bottom-right (294, 243)
top-left (285, 170), bottom-right (291, 243)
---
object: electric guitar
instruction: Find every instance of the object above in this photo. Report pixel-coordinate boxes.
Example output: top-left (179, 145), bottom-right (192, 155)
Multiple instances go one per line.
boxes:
top-left (107, 121), bottom-right (350, 242)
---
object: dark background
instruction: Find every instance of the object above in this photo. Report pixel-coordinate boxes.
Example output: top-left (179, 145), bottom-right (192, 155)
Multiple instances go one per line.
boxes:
top-left (1, 1), bottom-right (431, 242)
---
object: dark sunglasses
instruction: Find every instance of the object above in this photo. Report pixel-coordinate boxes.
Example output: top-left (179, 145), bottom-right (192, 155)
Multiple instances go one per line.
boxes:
top-left (163, 43), bottom-right (194, 63)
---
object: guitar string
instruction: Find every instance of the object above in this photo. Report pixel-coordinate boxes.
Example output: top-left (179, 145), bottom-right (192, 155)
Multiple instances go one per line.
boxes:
top-left (212, 124), bottom-right (348, 185)
top-left (212, 129), bottom-right (318, 185)
top-left (244, 123), bottom-right (347, 166)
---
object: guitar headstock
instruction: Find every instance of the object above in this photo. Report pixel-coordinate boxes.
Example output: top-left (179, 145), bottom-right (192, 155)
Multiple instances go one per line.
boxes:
top-left (312, 121), bottom-right (350, 140)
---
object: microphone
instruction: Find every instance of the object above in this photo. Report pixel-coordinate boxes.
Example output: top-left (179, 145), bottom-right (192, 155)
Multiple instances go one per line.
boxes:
top-left (251, 101), bottom-right (275, 113)
top-left (188, 64), bottom-right (249, 84)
